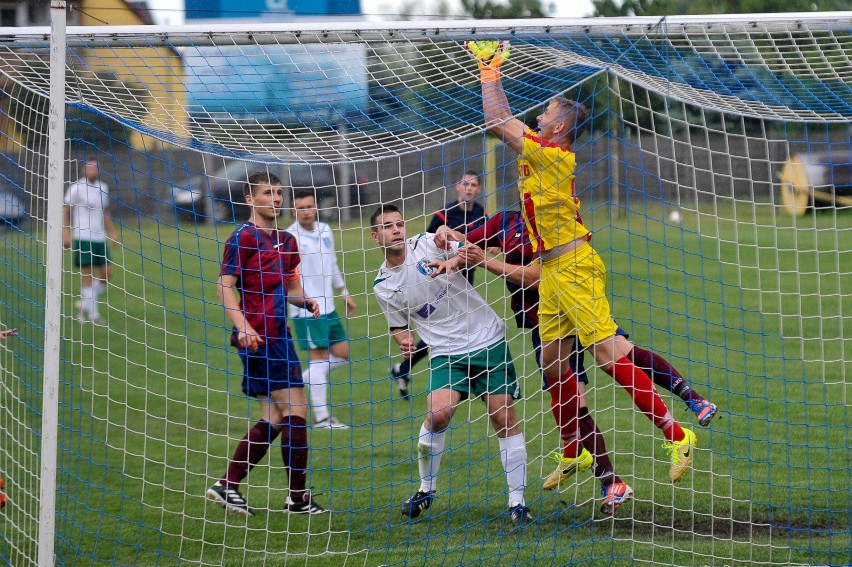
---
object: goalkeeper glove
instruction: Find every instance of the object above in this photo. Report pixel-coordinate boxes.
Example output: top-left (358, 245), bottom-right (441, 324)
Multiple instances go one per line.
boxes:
top-left (465, 40), bottom-right (510, 83)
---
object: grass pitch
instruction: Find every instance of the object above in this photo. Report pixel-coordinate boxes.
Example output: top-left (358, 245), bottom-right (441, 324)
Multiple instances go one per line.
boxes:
top-left (0, 202), bottom-right (850, 566)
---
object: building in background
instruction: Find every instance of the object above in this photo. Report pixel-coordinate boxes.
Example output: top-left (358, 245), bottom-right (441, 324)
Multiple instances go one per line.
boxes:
top-left (0, 0), bottom-right (186, 151)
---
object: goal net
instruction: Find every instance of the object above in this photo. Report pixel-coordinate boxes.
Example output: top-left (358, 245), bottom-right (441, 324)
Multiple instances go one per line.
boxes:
top-left (0, 13), bottom-right (850, 566)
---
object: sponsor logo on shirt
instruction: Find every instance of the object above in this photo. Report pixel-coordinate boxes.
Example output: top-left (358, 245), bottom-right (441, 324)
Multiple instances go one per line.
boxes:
top-left (416, 303), bottom-right (437, 318)
top-left (416, 258), bottom-right (436, 276)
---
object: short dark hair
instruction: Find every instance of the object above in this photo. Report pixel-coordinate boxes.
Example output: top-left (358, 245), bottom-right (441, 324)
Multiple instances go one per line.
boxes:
top-left (244, 171), bottom-right (282, 199)
top-left (552, 97), bottom-right (589, 145)
top-left (463, 169), bottom-right (481, 186)
top-left (292, 188), bottom-right (316, 202)
top-left (370, 204), bottom-right (401, 230)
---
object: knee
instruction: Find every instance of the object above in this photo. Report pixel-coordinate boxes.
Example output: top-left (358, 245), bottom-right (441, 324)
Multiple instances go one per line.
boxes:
top-left (426, 410), bottom-right (452, 432)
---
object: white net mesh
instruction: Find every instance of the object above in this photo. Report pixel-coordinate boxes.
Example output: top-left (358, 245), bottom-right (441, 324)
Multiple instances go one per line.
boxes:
top-left (0, 15), bottom-right (849, 566)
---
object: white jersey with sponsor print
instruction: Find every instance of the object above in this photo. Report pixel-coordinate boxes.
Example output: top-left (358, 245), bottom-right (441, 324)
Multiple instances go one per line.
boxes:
top-left (373, 232), bottom-right (506, 358)
top-left (63, 177), bottom-right (110, 242)
top-left (286, 220), bottom-right (346, 317)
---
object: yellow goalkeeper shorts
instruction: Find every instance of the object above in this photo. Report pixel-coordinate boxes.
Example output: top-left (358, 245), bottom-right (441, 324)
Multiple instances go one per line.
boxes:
top-left (537, 242), bottom-right (619, 345)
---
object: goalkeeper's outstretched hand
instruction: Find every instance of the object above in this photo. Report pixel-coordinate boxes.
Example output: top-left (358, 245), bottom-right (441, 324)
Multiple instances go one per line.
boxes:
top-left (465, 40), bottom-right (510, 82)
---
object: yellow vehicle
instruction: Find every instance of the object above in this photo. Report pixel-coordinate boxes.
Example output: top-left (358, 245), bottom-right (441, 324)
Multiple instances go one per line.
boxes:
top-left (778, 151), bottom-right (852, 216)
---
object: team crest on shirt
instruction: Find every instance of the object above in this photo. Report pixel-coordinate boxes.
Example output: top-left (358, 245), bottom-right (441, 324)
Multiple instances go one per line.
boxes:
top-left (416, 258), bottom-right (436, 276)
top-left (323, 236), bottom-right (332, 248)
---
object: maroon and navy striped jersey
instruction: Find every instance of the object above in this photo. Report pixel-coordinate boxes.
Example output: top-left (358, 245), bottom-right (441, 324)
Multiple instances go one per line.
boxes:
top-left (220, 223), bottom-right (301, 344)
top-left (466, 210), bottom-right (539, 329)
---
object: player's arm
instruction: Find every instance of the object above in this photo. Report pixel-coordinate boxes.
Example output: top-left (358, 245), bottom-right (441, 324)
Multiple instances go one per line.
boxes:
top-left (286, 272), bottom-right (320, 318)
top-left (457, 244), bottom-right (541, 288)
top-left (467, 41), bottom-right (526, 154)
top-left (217, 273), bottom-right (263, 352)
top-left (390, 327), bottom-right (417, 359)
top-left (426, 211), bottom-right (445, 234)
top-left (63, 203), bottom-right (72, 248)
top-left (104, 210), bottom-right (120, 247)
top-left (329, 242), bottom-right (356, 317)
top-left (336, 283), bottom-right (356, 317)
top-left (433, 225), bottom-right (465, 250)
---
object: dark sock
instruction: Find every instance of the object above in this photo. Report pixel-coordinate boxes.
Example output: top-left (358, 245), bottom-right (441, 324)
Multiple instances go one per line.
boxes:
top-left (280, 415), bottom-right (309, 502)
top-left (578, 407), bottom-right (621, 488)
top-left (631, 347), bottom-right (703, 403)
top-left (223, 420), bottom-right (280, 488)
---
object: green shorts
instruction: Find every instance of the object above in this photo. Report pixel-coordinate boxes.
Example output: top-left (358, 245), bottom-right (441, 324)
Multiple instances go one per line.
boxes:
top-left (290, 311), bottom-right (348, 351)
top-left (428, 340), bottom-right (520, 400)
top-left (72, 240), bottom-right (109, 268)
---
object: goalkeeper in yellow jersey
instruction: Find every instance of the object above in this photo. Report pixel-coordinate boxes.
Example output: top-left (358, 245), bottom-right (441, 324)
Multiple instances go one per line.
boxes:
top-left (467, 40), bottom-right (698, 488)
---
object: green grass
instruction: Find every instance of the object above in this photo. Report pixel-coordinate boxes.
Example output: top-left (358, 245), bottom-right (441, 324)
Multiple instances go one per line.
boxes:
top-left (1, 203), bottom-right (851, 566)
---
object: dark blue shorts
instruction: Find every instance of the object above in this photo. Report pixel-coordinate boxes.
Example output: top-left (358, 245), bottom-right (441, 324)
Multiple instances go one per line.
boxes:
top-left (238, 338), bottom-right (304, 397)
top-left (534, 327), bottom-right (629, 389)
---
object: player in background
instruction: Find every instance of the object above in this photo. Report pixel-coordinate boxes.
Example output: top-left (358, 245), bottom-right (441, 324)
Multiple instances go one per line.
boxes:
top-left (392, 171), bottom-right (487, 398)
top-left (371, 204), bottom-right (533, 526)
top-left (469, 40), bottom-right (697, 485)
top-left (206, 172), bottom-right (327, 517)
top-left (63, 157), bottom-right (120, 324)
top-left (287, 189), bottom-right (356, 430)
top-left (436, 214), bottom-right (717, 513)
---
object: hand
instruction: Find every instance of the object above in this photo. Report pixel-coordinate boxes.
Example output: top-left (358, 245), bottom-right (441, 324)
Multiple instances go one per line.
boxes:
top-left (433, 225), bottom-right (456, 250)
top-left (63, 234), bottom-right (71, 249)
top-left (0, 328), bottom-right (18, 340)
top-left (344, 295), bottom-right (357, 317)
top-left (428, 257), bottom-right (461, 277)
top-left (397, 333), bottom-right (417, 358)
top-left (305, 298), bottom-right (321, 319)
top-left (465, 40), bottom-right (510, 79)
top-left (457, 244), bottom-right (486, 267)
top-left (237, 325), bottom-right (264, 352)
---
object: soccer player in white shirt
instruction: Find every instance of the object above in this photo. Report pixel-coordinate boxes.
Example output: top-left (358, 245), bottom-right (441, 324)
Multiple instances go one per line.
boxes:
top-left (370, 204), bottom-right (532, 526)
top-left (63, 157), bottom-right (119, 324)
top-left (287, 189), bottom-right (357, 429)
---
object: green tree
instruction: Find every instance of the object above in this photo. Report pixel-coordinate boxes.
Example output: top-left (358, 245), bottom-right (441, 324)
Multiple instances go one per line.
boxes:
top-left (593, 0), bottom-right (848, 17)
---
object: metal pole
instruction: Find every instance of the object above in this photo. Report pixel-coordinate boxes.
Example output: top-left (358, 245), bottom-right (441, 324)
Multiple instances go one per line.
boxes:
top-left (39, 1), bottom-right (66, 565)
top-left (336, 120), bottom-right (351, 222)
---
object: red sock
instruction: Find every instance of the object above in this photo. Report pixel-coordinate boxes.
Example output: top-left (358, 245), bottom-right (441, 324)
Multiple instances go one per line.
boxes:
top-left (544, 370), bottom-right (581, 458)
top-left (280, 415), bottom-right (309, 501)
top-left (223, 420), bottom-right (281, 488)
top-left (609, 357), bottom-right (684, 442)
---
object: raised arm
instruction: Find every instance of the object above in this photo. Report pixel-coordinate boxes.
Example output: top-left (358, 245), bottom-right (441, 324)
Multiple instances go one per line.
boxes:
top-left (467, 41), bottom-right (527, 155)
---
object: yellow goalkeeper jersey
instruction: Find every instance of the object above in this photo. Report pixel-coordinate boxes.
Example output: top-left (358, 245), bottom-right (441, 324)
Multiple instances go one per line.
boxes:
top-left (517, 129), bottom-right (590, 254)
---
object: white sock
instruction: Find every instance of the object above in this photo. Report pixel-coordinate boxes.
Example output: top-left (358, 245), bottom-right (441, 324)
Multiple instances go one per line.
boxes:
top-left (92, 279), bottom-right (106, 298)
top-left (499, 433), bottom-right (528, 507)
top-left (328, 354), bottom-right (348, 372)
top-left (305, 360), bottom-right (329, 423)
top-left (81, 286), bottom-right (96, 318)
top-left (417, 423), bottom-right (446, 493)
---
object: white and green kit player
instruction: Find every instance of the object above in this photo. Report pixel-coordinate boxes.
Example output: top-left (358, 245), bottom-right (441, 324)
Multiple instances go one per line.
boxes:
top-left (370, 204), bottom-right (532, 526)
top-left (287, 189), bottom-right (357, 429)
